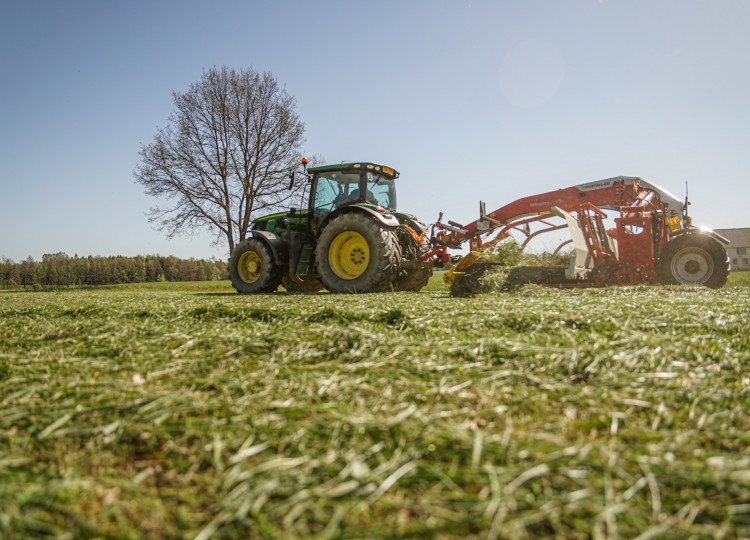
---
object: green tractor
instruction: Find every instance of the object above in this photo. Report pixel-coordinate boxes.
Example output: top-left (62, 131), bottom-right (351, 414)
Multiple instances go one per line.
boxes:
top-left (228, 159), bottom-right (433, 294)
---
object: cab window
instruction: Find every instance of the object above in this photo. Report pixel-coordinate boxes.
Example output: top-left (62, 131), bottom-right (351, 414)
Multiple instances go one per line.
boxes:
top-left (311, 172), bottom-right (361, 230)
top-left (366, 173), bottom-right (397, 210)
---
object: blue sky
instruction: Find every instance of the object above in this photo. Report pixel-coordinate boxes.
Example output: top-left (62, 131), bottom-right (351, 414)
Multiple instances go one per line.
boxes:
top-left (1, 0), bottom-right (749, 261)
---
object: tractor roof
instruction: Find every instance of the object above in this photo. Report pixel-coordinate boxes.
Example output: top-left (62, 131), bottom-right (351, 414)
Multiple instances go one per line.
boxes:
top-left (307, 162), bottom-right (399, 179)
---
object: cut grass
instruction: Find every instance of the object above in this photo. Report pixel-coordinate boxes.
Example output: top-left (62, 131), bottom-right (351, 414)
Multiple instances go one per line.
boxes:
top-left (1, 276), bottom-right (749, 538)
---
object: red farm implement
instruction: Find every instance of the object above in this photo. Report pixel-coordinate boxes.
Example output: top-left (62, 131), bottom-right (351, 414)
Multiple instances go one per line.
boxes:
top-left (424, 176), bottom-right (729, 295)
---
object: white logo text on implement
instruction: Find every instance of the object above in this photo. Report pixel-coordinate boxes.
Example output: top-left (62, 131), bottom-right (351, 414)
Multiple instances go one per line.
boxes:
top-left (529, 200), bottom-right (560, 208)
top-left (579, 180), bottom-right (615, 191)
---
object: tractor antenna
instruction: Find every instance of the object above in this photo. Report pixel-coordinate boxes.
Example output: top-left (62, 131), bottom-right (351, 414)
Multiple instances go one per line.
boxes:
top-left (299, 181), bottom-right (308, 211)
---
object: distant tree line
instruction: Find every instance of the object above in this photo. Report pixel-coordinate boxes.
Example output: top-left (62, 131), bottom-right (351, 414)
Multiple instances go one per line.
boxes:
top-left (0, 253), bottom-right (228, 289)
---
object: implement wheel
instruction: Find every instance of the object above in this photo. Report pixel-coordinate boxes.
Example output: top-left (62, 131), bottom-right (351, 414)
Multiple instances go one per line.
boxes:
top-left (229, 238), bottom-right (283, 293)
top-left (316, 213), bottom-right (400, 293)
top-left (657, 234), bottom-right (729, 288)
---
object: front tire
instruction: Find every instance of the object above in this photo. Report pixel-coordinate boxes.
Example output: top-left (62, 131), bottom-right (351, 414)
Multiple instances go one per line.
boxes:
top-left (657, 234), bottom-right (729, 288)
top-left (316, 213), bottom-right (400, 293)
top-left (229, 238), bottom-right (283, 293)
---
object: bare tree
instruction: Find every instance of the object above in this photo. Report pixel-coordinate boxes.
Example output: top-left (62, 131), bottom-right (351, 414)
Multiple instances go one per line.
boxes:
top-left (134, 66), bottom-right (305, 252)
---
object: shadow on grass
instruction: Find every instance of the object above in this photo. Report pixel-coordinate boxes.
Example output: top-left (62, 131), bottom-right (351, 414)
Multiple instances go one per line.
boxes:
top-left (194, 291), bottom-right (453, 298)
top-left (195, 291), bottom-right (333, 297)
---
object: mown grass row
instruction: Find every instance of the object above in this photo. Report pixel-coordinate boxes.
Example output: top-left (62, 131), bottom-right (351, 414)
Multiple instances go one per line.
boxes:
top-left (1, 276), bottom-right (749, 538)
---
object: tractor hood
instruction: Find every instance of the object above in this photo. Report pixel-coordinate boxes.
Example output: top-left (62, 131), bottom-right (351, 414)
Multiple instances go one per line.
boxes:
top-left (348, 204), bottom-right (427, 233)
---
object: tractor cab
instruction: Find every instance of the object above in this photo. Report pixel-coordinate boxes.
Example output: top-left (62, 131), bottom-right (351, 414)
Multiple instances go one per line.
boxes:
top-left (307, 162), bottom-right (398, 234)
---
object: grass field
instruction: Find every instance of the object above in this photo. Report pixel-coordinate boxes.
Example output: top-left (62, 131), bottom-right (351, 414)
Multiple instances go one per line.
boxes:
top-left (1, 273), bottom-right (749, 538)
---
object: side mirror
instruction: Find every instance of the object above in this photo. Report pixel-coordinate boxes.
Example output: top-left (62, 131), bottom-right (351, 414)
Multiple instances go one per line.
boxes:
top-left (288, 171), bottom-right (295, 190)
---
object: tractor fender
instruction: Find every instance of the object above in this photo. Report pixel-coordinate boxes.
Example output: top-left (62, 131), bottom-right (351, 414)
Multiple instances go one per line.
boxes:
top-left (248, 230), bottom-right (289, 266)
top-left (318, 206), bottom-right (400, 233)
top-left (672, 227), bottom-right (730, 245)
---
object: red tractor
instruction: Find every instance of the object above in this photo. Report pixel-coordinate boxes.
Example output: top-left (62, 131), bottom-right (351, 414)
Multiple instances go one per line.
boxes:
top-left (425, 176), bottom-right (730, 294)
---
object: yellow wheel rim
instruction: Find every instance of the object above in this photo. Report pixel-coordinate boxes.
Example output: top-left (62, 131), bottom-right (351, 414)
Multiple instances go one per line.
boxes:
top-left (329, 231), bottom-right (370, 280)
top-left (238, 251), bottom-right (262, 283)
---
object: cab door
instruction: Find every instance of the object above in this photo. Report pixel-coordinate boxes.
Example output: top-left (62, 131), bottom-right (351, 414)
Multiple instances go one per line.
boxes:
top-left (309, 171), bottom-right (363, 235)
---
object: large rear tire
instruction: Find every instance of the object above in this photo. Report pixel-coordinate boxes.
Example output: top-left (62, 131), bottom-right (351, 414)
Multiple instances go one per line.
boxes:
top-left (229, 238), bottom-right (283, 294)
top-left (657, 234), bottom-right (729, 288)
top-left (316, 213), bottom-right (400, 293)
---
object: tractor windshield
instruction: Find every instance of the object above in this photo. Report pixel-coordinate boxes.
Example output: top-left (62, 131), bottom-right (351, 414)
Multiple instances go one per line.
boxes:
top-left (313, 171), bottom-right (397, 213)
top-left (366, 172), bottom-right (397, 210)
